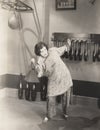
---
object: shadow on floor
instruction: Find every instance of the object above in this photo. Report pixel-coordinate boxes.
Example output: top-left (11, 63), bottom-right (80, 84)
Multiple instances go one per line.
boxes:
top-left (39, 116), bottom-right (100, 130)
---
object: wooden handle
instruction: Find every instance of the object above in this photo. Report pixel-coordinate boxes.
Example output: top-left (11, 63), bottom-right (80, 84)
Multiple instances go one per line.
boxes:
top-left (78, 40), bottom-right (82, 61)
top-left (74, 40), bottom-right (78, 61)
top-left (92, 43), bottom-right (96, 62)
top-left (84, 41), bottom-right (88, 61)
top-left (97, 44), bottom-right (100, 61)
top-left (69, 40), bottom-right (74, 60)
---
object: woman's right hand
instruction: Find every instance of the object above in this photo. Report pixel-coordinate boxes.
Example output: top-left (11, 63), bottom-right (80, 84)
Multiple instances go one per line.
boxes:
top-left (35, 64), bottom-right (44, 77)
top-left (31, 58), bottom-right (36, 70)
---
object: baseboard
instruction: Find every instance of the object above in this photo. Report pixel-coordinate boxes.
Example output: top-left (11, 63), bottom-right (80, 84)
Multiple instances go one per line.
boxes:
top-left (0, 74), bottom-right (40, 91)
top-left (0, 74), bottom-right (100, 98)
top-left (73, 80), bottom-right (100, 98)
top-left (0, 74), bottom-right (20, 89)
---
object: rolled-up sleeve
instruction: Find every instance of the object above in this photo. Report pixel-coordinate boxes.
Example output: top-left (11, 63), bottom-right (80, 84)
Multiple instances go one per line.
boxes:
top-left (35, 57), bottom-right (45, 78)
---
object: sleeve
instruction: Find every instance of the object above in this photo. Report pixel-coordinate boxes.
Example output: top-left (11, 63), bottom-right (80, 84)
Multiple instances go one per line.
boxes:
top-left (55, 38), bottom-right (71, 56)
top-left (45, 58), bottom-right (55, 77)
top-left (35, 64), bottom-right (44, 78)
top-left (31, 58), bottom-right (36, 70)
top-left (35, 57), bottom-right (45, 78)
top-left (55, 45), bottom-right (68, 56)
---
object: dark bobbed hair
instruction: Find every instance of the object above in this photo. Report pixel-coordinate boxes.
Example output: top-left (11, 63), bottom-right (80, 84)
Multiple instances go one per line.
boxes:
top-left (34, 41), bottom-right (48, 56)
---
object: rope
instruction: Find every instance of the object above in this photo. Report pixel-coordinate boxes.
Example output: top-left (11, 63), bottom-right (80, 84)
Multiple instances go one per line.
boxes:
top-left (32, 0), bottom-right (42, 40)
top-left (18, 12), bottom-right (29, 75)
top-left (32, 11), bottom-right (40, 40)
top-left (2, 0), bottom-right (42, 74)
top-left (17, 7), bottom-right (41, 75)
top-left (21, 28), bottom-right (39, 58)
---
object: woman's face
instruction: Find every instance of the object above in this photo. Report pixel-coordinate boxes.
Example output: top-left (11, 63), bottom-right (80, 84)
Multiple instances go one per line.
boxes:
top-left (40, 46), bottom-right (48, 58)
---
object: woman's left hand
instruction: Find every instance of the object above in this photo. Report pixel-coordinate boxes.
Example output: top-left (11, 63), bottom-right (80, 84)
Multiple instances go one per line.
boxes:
top-left (67, 38), bottom-right (71, 47)
top-left (66, 38), bottom-right (71, 52)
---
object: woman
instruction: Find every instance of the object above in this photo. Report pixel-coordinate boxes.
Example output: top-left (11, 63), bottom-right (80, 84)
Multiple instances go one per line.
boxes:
top-left (34, 39), bottom-right (73, 122)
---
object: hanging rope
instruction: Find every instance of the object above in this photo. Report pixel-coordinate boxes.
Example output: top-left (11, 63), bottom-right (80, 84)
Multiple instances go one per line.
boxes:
top-left (1, 0), bottom-right (43, 74)
top-left (32, 0), bottom-right (42, 40)
top-left (21, 28), bottom-right (35, 58)
top-left (31, 12), bottom-right (41, 41)
top-left (18, 12), bottom-right (29, 75)
top-left (18, 14), bottom-right (40, 74)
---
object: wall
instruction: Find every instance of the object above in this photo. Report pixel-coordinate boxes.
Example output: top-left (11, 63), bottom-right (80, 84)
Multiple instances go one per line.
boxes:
top-left (0, 0), bottom-right (46, 75)
top-left (0, 0), bottom-right (100, 83)
top-left (0, 10), bottom-right (8, 75)
top-left (49, 0), bottom-right (100, 82)
top-left (49, 0), bottom-right (100, 35)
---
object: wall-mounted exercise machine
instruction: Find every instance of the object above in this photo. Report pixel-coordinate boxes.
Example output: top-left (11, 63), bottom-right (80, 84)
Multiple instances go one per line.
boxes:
top-left (52, 33), bottom-right (100, 62)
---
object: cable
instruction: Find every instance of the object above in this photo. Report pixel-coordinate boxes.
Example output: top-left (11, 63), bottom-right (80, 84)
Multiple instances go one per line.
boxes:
top-left (31, 11), bottom-right (40, 40)
top-left (32, 0), bottom-right (42, 40)
top-left (21, 28), bottom-right (39, 58)
top-left (18, 12), bottom-right (28, 75)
